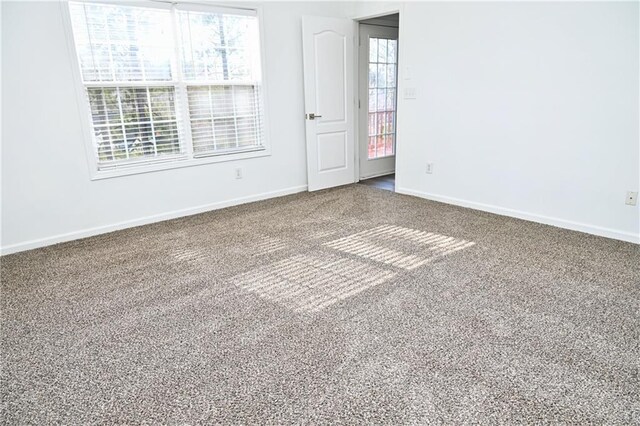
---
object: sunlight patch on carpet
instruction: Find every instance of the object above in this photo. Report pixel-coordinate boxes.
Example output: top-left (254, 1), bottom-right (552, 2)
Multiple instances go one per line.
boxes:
top-left (231, 253), bottom-right (396, 312)
top-left (249, 236), bottom-right (289, 255)
top-left (171, 247), bottom-right (209, 262)
top-left (324, 224), bottom-right (475, 270)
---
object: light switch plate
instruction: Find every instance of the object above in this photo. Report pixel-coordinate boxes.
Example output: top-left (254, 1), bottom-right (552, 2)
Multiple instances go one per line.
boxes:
top-left (404, 87), bottom-right (417, 99)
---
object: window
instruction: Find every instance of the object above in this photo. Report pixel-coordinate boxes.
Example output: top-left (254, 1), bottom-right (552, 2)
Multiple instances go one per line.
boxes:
top-left (367, 37), bottom-right (397, 159)
top-left (68, 1), bottom-right (265, 174)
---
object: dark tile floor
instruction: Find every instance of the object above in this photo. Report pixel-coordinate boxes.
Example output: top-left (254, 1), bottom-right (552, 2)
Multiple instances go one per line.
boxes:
top-left (358, 174), bottom-right (395, 192)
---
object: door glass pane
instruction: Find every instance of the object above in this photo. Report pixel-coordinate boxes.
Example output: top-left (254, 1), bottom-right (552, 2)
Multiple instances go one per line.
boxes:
top-left (368, 114), bottom-right (376, 148)
top-left (377, 89), bottom-right (386, 113)
top-left (386, 64), bottom-right (396, 88)
top-left (386, 89), bottom-right (395, 113)
top-left (368, 136), bottom-right (376, 159)
top-left (368, 88), bottom-right (376, 110)
top-left (387, 40), bottom-right (397, 64)
top-left (377, 64), bottom-right (387, 88)
top-left (367, 36), bottom-right (398, 160)
top-left (377, 39), bottom-right (387, 64)
top-left (368, 64), bottom-right (377, 88)
top-left (385, 134), bottom-right (395, 156)
top-left (369, 38), bottom-right (378, 62)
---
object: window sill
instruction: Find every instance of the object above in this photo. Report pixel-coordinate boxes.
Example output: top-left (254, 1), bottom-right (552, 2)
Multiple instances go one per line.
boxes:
top-left (90, 147), bottom-right (270, 181)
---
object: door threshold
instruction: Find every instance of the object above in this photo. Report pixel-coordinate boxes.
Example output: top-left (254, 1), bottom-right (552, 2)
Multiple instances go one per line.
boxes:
top-left (358, 173), bottom-right (395, 192)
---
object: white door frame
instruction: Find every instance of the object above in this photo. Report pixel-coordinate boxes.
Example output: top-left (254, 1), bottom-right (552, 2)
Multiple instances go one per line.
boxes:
top-left (351, 7), bottom-right (403, 184)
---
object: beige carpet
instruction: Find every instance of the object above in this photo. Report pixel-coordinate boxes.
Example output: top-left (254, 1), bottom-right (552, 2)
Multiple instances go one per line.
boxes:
top-left (1, 185), bottom-right (639, 424)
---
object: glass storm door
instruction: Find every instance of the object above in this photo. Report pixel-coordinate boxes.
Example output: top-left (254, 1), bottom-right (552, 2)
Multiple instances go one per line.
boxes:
top-left (359, 24), bottom-right (398, 179)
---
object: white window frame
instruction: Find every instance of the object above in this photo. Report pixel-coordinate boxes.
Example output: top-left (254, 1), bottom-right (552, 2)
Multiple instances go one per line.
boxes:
top-left (61, 0), bottom-right (272, 180)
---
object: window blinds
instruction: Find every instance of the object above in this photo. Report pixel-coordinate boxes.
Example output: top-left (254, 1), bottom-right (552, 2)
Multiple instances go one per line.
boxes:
top-left (176, 8), bottom-right (264, 156)
top-left (68, 2), bottom-right (264, 170)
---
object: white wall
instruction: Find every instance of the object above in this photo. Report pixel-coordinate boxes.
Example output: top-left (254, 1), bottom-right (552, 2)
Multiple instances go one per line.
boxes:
top-left (3, 1), bottom-right (639, 254)
top-left (357, 1), bottom-right (640, 243)
top-left (0, 1), bottom-right (353, 254)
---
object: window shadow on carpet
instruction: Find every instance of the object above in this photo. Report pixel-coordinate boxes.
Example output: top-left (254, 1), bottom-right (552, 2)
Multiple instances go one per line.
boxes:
top-left (231, 225), bottom-right (475, 313)
top-left (231, 252), bottom-right (396, 313)
top-left (324, 224), bottom-right (475, 270)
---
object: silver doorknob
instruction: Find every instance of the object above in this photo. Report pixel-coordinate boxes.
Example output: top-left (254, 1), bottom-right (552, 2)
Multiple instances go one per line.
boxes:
top-left (305, 113), bottom-right (322, 120)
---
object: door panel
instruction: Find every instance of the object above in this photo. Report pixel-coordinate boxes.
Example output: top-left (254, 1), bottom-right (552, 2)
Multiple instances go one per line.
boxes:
top-left (318, 132), bottom-right (347, 171)
top-left (302, 16), bottom-right (355, 191)
top-left (359, 24), bottom-right (398, 179)
top-left (315, 32), bottom-right (347, 123)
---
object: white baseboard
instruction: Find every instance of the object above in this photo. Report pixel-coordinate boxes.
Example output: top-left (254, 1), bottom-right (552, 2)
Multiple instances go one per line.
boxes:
top-left (396, 187), bottom-right (640, 245)
top-left (4, 184), bottom-right (637, 255)
top-left (1, 185), bottom-right (308, 256)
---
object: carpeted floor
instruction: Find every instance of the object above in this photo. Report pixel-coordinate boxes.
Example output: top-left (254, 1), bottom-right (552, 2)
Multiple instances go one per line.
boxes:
top-left (1, 185), bottom-right (639, 424)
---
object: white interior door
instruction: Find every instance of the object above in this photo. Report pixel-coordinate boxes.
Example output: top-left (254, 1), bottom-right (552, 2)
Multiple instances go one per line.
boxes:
top-left (302, 16), bottom-right (355, 191)
top-left (359, 24), bottom-right (398, 179)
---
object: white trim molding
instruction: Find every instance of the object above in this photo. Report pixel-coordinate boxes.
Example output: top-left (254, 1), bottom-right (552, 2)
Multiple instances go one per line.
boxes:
top-left (0, 185), bottom-right (308, 256)
top-left (396, 187), bottom-right (640, 245)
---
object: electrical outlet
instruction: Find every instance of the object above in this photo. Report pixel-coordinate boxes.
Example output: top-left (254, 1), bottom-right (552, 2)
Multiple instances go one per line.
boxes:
top-left (235, 168), bottom-right (243, 179)
top-left (626, 191), bottom-right (638, 206)
top-left (426, 163), bottom-right (434, 174)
